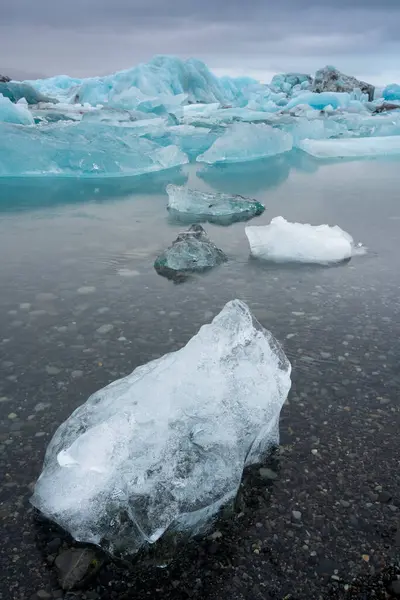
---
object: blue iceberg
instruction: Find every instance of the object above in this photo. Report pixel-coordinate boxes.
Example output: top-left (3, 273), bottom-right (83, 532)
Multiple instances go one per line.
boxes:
top-left (383, 84), bottom-right (400, 102)
top-left (0, 122), bottom-right (188, 178)
top-left (0, 96), bottom-right (34, 125)
top-left (197, 123), bottom-right (292, 164)
top-left (0, 81), bottom-right (56, 105)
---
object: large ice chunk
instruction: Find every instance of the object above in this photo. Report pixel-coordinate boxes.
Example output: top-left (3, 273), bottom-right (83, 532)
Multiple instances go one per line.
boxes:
top-left (30, 299), bottom-right (291, 556)
top-left (166, 184), bottom-right (265, 225)
top-left (0, 81), bottom-right (57, 105)
top-left (0, 95), bottom-right (34, 125)
top-left (246, 216), bottom-right (355, 264)
top-left (154, 224), bottom-right (227, 280)
top-left (0, 122), bottom-right (188, 178)
top-left (298, 136), bottom-right (400, 159)
top-left (197, 123), bottom-right (292, 164)
top-left (382, 84), bottom-right (400, 102)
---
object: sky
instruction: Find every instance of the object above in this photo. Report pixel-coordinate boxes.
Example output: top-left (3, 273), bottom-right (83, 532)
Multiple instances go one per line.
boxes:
top-left (1, 0), bottom-right (399, 85)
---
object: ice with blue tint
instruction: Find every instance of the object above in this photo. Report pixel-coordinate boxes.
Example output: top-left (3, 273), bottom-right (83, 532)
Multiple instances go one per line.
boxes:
top-left (0, 96), bottom-right (34, 125)
top-left (197, 123), bottom-right (293, 164)
top-left (299, 136), bottom-right (400, 159)
top-left (166, 184), bottom-right (265, 224)
top-left (2, 55), bottom-right (400, 173)
top-left (0, 81), bottom-right (56, 105)
top-left (383, 84), bottom-right (400, 102)
top-left (0, 122), bottom-right (188, 177)
top-left (30, 299), bottom-right (291, 557)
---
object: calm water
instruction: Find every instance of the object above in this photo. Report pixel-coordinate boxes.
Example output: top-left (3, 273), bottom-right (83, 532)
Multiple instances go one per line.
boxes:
top-left (0, 153), bottom-right (399, 596)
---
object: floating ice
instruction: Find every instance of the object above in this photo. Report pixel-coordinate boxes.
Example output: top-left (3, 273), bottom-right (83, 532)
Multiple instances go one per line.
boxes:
top-left (298, 136), bottom-right (400, 159)
top-left (0, 95), bottom-right (34, 125)
top-left (0, 81), bottom-right (56, 105)
top-left (154, 224), bottom-right (227, 280)
top-left (383, 84), bottom-right (400, 102)
top-left (0, 122), bottom-right (188, 177)
top-left (30, 299), bottom-right (291, 556)
top-left (166, 184), bottom-right (265, 225)
top-left (197, 123), bottom-right (293, 164)
top-left (246, 216), bottom-right (356, 264)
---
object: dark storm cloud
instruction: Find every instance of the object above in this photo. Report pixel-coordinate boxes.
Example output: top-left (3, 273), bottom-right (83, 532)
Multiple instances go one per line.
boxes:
top-left (0, 0), bottom-right (399, 81)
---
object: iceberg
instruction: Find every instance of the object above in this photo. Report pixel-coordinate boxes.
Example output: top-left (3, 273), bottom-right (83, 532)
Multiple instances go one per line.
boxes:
top-left (0, 96), bottom-right (34, 125)
top-left (154, 224), bottom-right (227, 281)
top-left (298, 136), bottom-right (400, 159)
top-left (383, 84), bottom-right (400, 102)
top-left (166, 184), bottom-right (265, 225)
top-left (197, 123), bottom-right (293, 164)
top-left (246, 216), bottom-right (356, 264)
top-left (0, 122), bottom-right (189, 178)
top-left (270, 73), bottom-right (312, 95)
top-left (0, 81), bottom-right (56, 105)
top-left (285, 91), bottom-right (352, 111)
top-left (30, 299), bottom-right (291, 557)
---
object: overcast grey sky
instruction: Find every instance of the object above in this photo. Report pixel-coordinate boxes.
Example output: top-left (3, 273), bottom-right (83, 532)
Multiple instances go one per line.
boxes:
top-left (1, 0), bottom-right (399, 84)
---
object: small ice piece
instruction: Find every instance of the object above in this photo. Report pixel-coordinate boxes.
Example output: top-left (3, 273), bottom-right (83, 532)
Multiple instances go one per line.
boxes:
top-left (383, 84), bottom-right (400, 102)
top-left (246, 216), bottom-right (355, 265)
top-left (166, 184), bottom-right (265, 225)
top-left (30, 299), bottom-right (291, 557)
top-left (298, 136), bottom-right (400, 159)
top-left (197, 123), bottom-right (293, 164)
top-left (154, 224), bottom-right (227, 281)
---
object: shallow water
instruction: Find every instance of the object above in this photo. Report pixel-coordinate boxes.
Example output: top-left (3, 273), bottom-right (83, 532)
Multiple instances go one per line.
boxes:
top-left (0, 153), bottom-right (399, 597)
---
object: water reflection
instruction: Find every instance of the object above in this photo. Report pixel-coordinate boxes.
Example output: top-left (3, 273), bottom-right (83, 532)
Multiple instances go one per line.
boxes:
top-left (0, 169), bottom-right (188, 214)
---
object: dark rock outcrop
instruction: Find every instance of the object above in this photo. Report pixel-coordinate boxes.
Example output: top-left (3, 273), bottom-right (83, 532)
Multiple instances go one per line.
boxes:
top-left (313, 66), bottom-right (375, 101)
top-left (0, 74), bottom-right (11, 83)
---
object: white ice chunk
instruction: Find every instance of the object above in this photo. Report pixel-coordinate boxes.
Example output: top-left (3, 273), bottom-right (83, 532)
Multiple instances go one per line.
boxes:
top-left (246, 216), bottom-right (356, 264)
top-left (298, 136), bottom-right (400, 159)
top-left (30, 300), bottom-right (291, 557)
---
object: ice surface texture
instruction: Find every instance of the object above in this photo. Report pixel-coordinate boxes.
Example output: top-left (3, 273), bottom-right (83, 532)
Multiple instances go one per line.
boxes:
top-left (0, 96), bottom-right (34, 125)
top-left (30, 299), bottom-right (291, 557)
top-left (246, 216), bottom-right (355, 264)
top-left (0, 122), bottom-right (188, 177)
top-left (298, 136), bottom-right (400, 159)
top-left (154, 224), bottom-right (227, 280)
top-left (166, 184), bottom-right (265, 225)
top-left (197, 123), bottom-right (293, 164)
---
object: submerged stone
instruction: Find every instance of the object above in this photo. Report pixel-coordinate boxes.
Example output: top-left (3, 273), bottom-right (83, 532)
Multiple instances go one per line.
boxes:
top-left (166, 184), bottom-right (265, 225)
top-left (154, 224), bottom-right (227, 281)
top-left (30, 299), bottom-right (291, 557)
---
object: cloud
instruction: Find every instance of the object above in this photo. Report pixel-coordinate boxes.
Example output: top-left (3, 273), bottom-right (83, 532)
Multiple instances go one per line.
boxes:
top-left (0, 0), bottom-right (399, 83)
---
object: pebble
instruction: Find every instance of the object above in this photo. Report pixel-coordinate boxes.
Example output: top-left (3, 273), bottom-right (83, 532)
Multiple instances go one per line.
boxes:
top-left (36, 293), bottom-right (57, 302)
top-left (34, 403), bottom-right (51, 412)
top-left (391, 581), bottom-right (400, 596)
top-left (259, 467), bottom-right (278, 481)
top-left (45, 366), bottom-right (61, 375)
top-left (311, 449), bottom-right (318, 455)
top-left (19, 303), bottom-right (31, 311)
top-left (71, 370), bottom-right (83, 378)
top-left (8, 413), bottom-right (17, 420)
top-left (77, 286), bottom-right (96, 295)
top-left (320, 352), bottom-right (331, 359)
top-left (96, 324), bottom-right (114, 335)
top-left (378, 491), bottom-right (392, 503)
top-left (117, 268), bottom-right (140, 277)
top-left (292, 510), bottom-right (302, 522)
top-left (36, 591), bottom-right (52, 599)
top-left (340, 500), bottom-right (350, 508)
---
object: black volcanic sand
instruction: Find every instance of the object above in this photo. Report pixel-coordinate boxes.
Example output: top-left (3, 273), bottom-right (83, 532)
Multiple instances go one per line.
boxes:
top-left (0, 157), bottom-right (399, 599)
